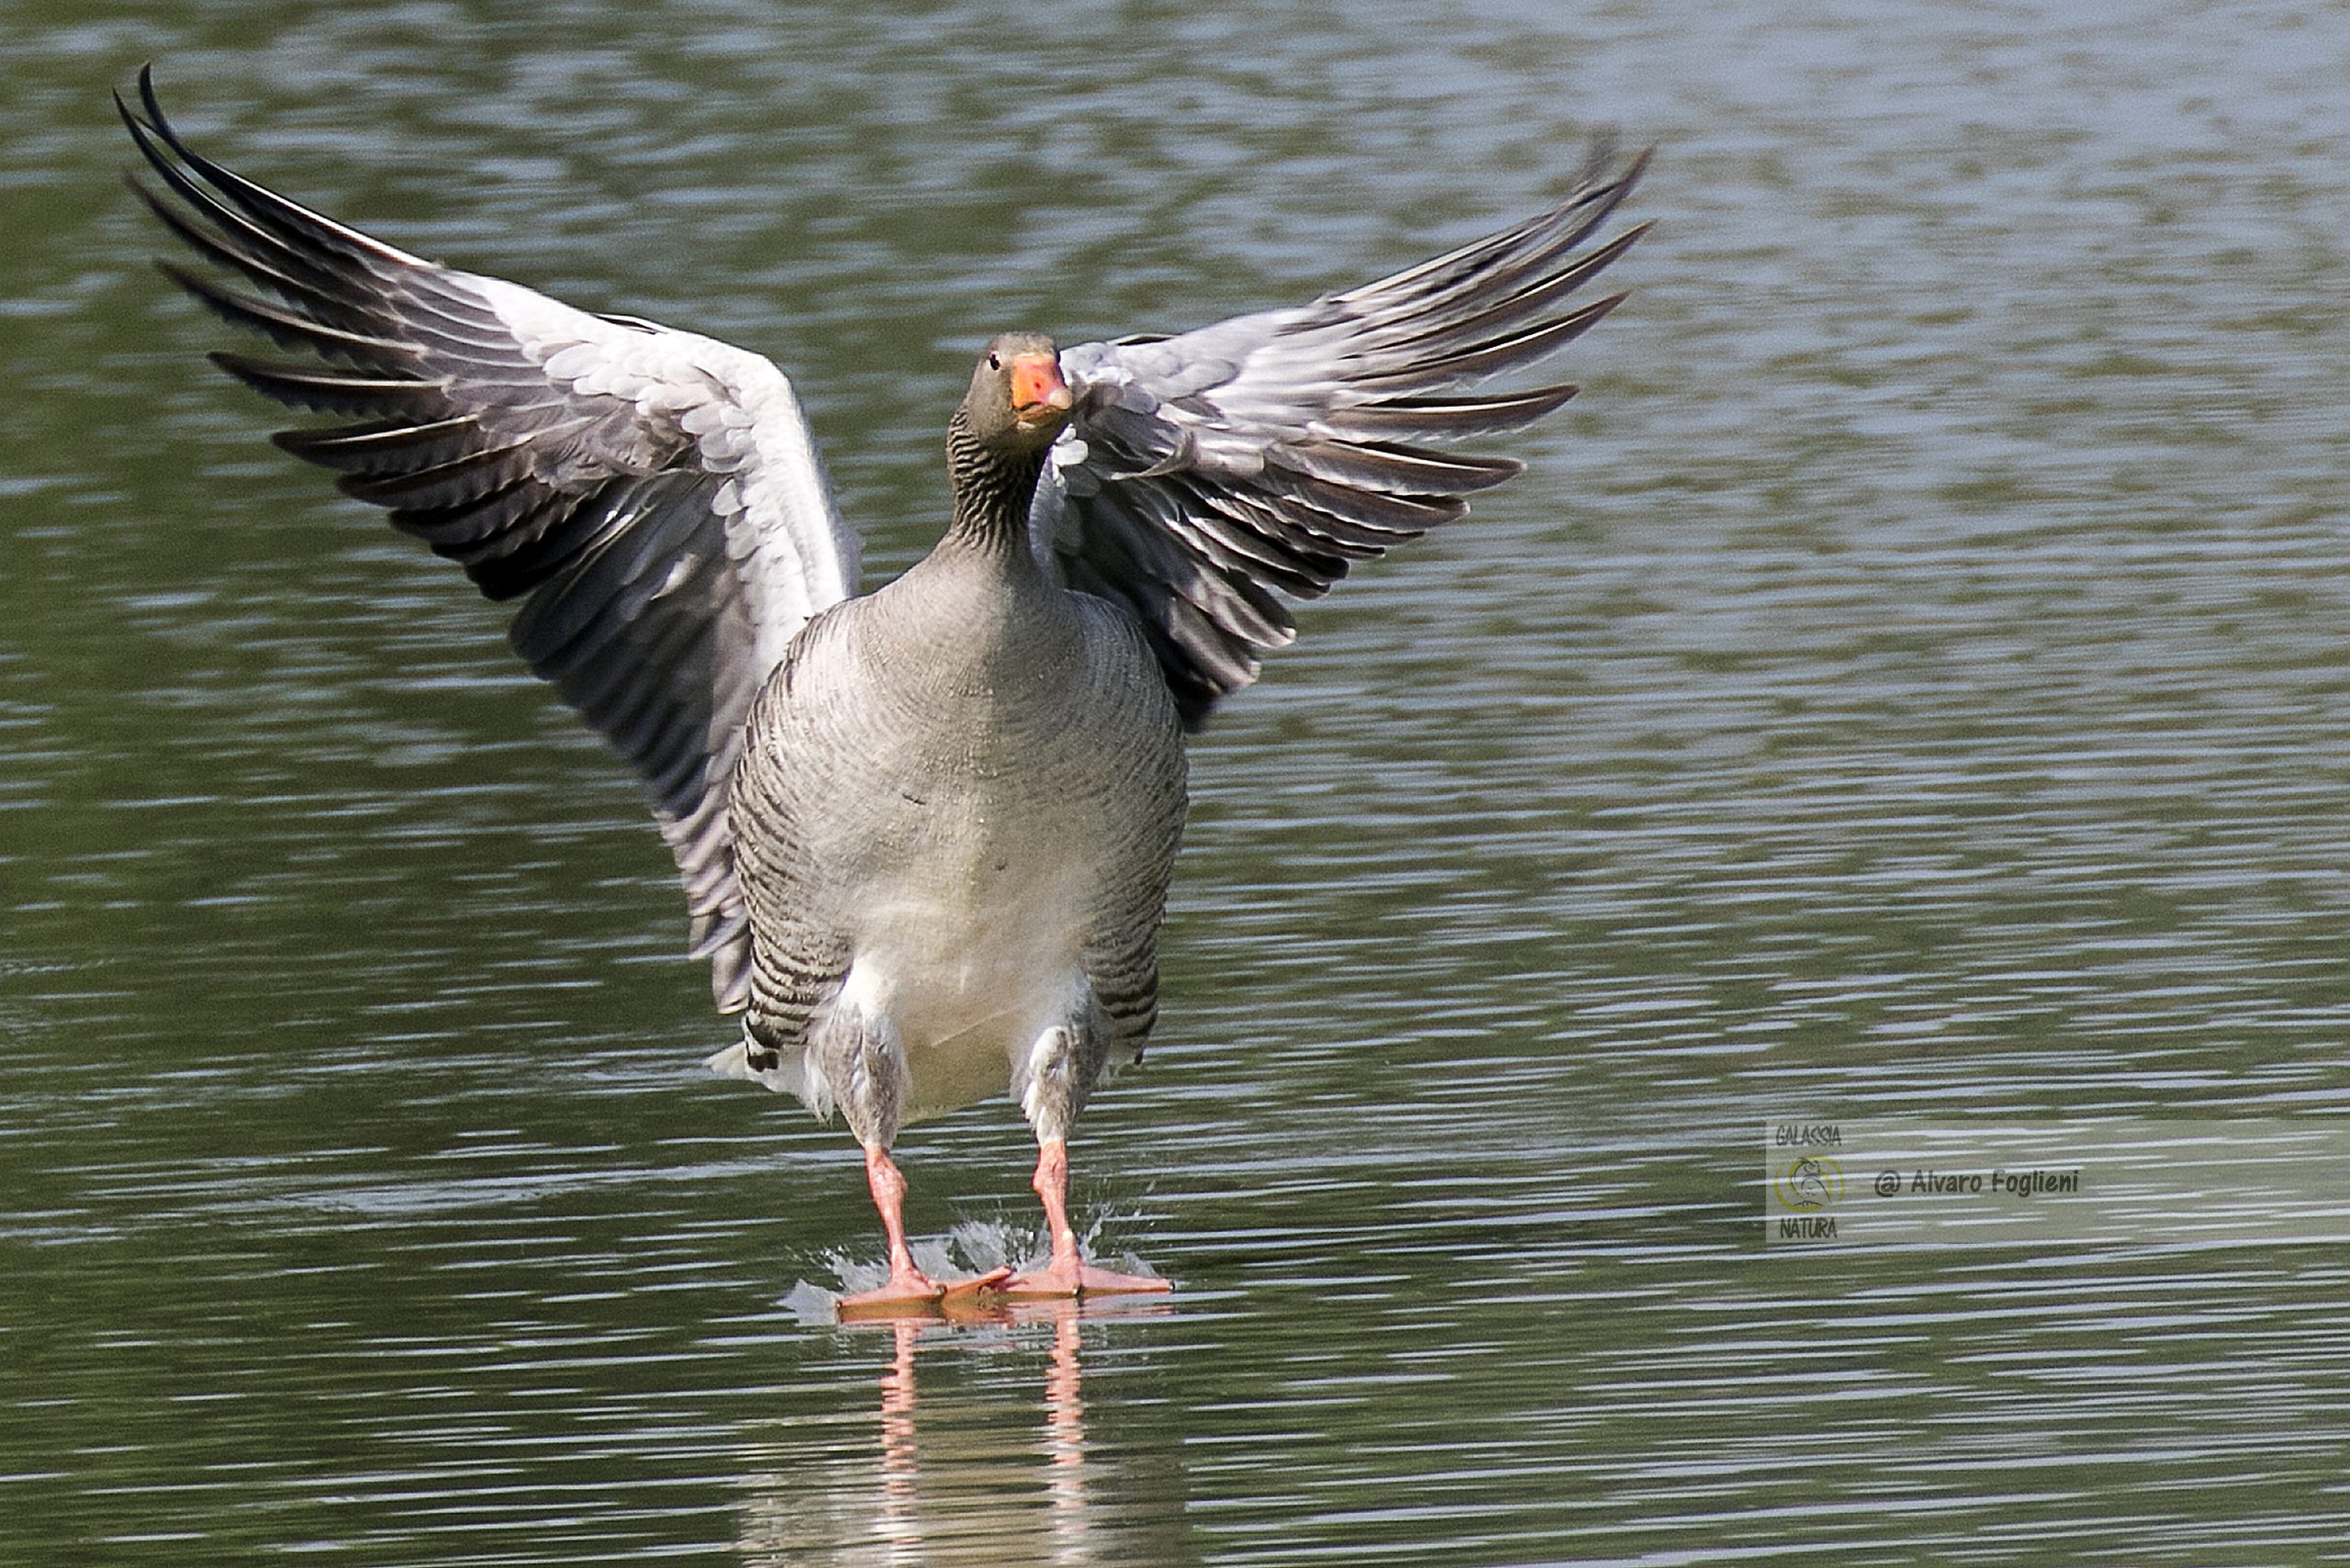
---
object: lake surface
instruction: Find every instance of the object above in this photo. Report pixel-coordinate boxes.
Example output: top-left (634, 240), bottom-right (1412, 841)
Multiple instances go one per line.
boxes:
top-left (6, 0), bottom-right (2349, 1562)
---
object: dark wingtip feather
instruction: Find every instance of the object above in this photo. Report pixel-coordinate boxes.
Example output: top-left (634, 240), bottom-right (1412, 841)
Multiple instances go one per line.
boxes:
top-left (207, 351), bottom-right (447, 417)
top-left (129, 64), bottom-right (200, 178)
top-left (154, 257), bottom-right (418, 365)
top-left (1324, 382), bottom-right (1583, 442)
top-left (124, 65), bottom-right (432, 274)
top-left (1357, 289), bottom-right (1628, 393)
top-left (113, 64), bottom-right (161, 144)
top-left (117, 81), bottom-right (182, 198)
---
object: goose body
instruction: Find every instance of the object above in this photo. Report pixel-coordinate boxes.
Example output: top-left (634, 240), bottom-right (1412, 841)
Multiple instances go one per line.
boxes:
top-left (120, 69), bottom-right (1646, 1308)
top-left (723, 504), bottom-right (1185, 1137)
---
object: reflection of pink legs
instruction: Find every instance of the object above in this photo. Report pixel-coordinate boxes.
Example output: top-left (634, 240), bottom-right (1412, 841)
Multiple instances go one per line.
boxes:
top-left (867, 1305), bottom-right (1098, 1557)
top-left (839, 1144), bottom-right (1012, 1315)
top-left (1042, 1307), bottom-right (1090, 1551)
top-left (1002, 1138), bottom-right (1174, 1298)
top-left (878, 1320), bottom-right (920, 1529)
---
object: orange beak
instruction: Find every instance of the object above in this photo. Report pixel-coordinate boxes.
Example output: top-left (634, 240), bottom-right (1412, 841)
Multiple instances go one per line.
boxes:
top-left (1010, 353), bottom-right (1073, 424)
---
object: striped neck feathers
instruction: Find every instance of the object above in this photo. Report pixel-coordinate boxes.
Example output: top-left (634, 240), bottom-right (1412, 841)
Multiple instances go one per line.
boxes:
top-left (944, 405), bottom-right (1051, 556)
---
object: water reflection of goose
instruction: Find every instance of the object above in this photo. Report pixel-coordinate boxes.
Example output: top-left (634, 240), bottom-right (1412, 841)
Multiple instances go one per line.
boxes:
top-left (120, 69), bottom-right (1646, 1310)
top-left (734, 1304), bottom-right (1175, 1565)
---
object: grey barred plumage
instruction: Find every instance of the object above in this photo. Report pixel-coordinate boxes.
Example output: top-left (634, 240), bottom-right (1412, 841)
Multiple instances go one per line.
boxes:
top-left (122, 68), bottom-right (1644, 1307)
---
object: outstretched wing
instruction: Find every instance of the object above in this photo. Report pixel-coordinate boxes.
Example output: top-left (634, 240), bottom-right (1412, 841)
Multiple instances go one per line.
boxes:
top-left (119, 68), bottom-right (859, 1013)
top-left (1033, 146), bottom-right (1648, 728)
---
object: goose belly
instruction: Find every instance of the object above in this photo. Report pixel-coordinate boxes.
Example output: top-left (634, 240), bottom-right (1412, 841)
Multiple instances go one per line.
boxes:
top-left (833, 833), bottom-right (1096, 1122)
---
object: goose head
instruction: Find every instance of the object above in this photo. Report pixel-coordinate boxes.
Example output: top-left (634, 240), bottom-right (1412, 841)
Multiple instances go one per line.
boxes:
top-left (962, 331), bottom-right (1073, 454)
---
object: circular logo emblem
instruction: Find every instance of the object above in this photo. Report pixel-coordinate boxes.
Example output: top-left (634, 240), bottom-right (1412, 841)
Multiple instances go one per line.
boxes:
top-left (1776, 1155), bottom-right (1843, 1212)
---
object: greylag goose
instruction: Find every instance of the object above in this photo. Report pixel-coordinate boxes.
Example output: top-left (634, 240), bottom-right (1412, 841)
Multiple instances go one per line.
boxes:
top-left (119, 69), bottom-right (1647, 1311)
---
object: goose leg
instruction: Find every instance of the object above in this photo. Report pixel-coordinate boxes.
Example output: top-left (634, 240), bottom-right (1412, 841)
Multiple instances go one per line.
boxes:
top-left (825, 1006), bottom-right (1010, 1315)
top-left (838, 1143), bottom-right (945, 1311)
top-left (836, 1144), bottom-right (1013, 1314)
top-left (1002, 1137), bottom-right (1171, 1298)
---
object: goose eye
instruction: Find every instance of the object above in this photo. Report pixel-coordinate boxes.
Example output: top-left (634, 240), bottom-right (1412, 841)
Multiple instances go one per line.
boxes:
top-left (986, 352), bottom-right (1002, 370)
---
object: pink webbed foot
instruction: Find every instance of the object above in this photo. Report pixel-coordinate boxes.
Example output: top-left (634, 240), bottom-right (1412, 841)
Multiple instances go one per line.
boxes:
top-left (837, 1268), bottom-right (946, 1316)
top-left (1000, 1259), bottom-right (1172, 1299)
top-left (838, 1263), bottom-right (1015, 1318)
top-left (940, 1264), bottom-right (1016, 1303)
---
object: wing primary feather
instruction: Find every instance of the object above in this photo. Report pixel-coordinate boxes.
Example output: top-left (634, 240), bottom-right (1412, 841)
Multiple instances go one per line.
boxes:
top-left (1321, 384), bottom-right (1581, 441)
top-left (336, 439), bottom-right (535, 508)
top-left (1267, 440), bottom-right (1522, 495)
top-left (1360, 220), bottom-right (1651, 360)
top-left (130, 66), bottom-right (433, 273)
top-left (209, 352), bottom-right (450, 417)
top-left (123, 175), bottom-right (373, 330)
top-left (1352, 291), bottom-right (1628, 391)
top-left (157, 260), bottom-right (419, 364)
top-left (115, 97), bottom-right (369, 293)
top-left (1332, 149), bottom-right (1646, 316)
top-left (1341, 194), bottom-right (1644, 343)
top-left (273, 416), bottom-right (487, 475)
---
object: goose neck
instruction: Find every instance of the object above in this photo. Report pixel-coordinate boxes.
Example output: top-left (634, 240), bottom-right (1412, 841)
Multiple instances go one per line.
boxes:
top-left (942, 407), bottom-right (1050, 557)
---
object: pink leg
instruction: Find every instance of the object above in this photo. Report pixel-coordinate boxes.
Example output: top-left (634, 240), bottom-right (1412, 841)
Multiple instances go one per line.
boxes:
top-left (836, 1147), bottom-right (1010, 1316)
top-left (1002, 1138), bottom-right (1172, 1298)
top-left (838, 1144), bottom-right (1011, 1316)
top-left (839, 1144), bottom-right (941, 1312)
